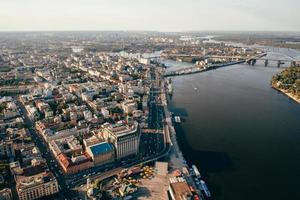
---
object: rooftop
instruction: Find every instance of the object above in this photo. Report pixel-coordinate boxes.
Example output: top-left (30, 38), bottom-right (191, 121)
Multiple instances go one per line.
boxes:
top-left (105, 121), bottom-right (138, 137)
top-left (169, 177), bottom-right (192, 200)
top-left (89, 142), bottom-right (114, 156)
top-left (16, 171), bottom-right (56, 190)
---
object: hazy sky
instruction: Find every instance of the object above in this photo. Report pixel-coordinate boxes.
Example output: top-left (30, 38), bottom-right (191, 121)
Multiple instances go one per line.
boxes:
top-left (0, 0), bottom-right (299, 31)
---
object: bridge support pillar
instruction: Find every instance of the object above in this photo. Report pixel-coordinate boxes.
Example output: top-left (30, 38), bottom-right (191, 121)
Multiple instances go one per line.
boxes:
top-left (277, 60), bottom-right (281, 68)
top-left (264, 60), bottom-right (269, 67)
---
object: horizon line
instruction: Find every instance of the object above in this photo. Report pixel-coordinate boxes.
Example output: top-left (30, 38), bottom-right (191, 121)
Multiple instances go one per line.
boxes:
top-left (0, 30), bottom-right (300, 33)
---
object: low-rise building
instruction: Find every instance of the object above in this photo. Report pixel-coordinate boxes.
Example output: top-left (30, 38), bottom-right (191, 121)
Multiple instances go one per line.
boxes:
top-left (25, 105), bottom-right (39, 120)
top-left (49, 135), bottom-right (82, 157)
top-left (16, 171), bottom-right (59, 200)
top-left (122, 100), bottom-right (137, 114)
top-left (169, 177), bottom-right (193, 200)
top-left (0, 188), bottom-right (13, 200)
top-left (86, 142), bottom-right (115, 166)
top-left (57, 153), bottom-right (93, 174)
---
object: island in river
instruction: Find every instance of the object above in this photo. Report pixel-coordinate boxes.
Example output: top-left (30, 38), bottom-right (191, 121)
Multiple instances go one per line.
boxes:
top-left (271, 66), bottom-right (300, 103)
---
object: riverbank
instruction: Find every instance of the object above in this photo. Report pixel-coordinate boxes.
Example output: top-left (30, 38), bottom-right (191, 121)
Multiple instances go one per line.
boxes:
top-left (271, 66), bottom-right (300, 104)
top-left (272, 85), bottom-right (300, 104)
top-left (164, 60), bottom-right (245, 77)
top-left (160, 79), bottom-right (186, 169)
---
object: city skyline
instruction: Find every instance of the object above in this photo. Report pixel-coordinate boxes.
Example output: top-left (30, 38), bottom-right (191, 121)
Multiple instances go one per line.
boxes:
top-left (0, 0), bottom-right (300, 32)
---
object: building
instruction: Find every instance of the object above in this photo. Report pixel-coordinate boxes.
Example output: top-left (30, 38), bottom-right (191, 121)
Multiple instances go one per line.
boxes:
top-left (16, 171), bottom-right (59, 200)
top-left (121, 100), bottom-right (137, 114)
top-left (103, 121), bottom-right (140, 160)
top-left (49, 135), bottom-right (82, 157)
top-left (0, 188), bottom-right (13, 200)
top-left (101, 107), bottom-right (110, 118)
top-left (140, 58), bottom-right (150, 65)
top-left (57, 153), bottom-right (93, 174)
top-left (169, 177), bottom-right (192, 200)
top-left (86, 142), bottom-right (115, 166)
top-left (25, 105), bottom-right (39, 120)
top-left (83, 135), bottom-right (103, 147)
top-left (0, 140), bottom-right (14, 158)
top-left (49, 135), bottom-right (93, 174)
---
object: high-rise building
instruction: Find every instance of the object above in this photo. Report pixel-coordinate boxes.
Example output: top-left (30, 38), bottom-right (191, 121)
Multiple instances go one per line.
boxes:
top-left (103, 121), bottom-right (140, 160)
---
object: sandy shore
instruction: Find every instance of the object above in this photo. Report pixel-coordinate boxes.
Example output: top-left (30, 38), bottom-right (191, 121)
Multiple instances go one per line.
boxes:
top-left (272, 85), bottom-right (300, 104)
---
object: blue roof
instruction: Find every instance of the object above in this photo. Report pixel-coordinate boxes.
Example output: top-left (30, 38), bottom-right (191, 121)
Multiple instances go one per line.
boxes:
top-left (90, 143), bottom-right (114, 155)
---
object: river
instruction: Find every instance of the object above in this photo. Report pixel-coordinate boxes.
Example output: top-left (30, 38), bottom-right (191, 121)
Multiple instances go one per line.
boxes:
top-left (164, 47), bottom-right (300, 200)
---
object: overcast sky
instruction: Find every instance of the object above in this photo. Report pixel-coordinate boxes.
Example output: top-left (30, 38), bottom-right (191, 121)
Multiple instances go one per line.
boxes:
top-left (0, 0), bottom-right (299, 31)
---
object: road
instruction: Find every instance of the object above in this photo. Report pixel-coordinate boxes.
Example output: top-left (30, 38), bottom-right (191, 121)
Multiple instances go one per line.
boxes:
top-left (12, 65), bottom-right (171, 198)
top-left (71, 65), bottom-right (170, 189)
top-left (15, 98), bottom-right (74, 200)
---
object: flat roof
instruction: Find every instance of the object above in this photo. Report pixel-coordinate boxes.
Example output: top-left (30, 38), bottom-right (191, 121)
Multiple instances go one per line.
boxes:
top-left (106, 121), bottom-right (138, 137)
top-left (89, 142), bottom-right (114, 155)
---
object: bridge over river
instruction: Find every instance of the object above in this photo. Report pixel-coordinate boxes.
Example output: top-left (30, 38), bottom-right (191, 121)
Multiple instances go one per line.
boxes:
top-left (147, 52), bottom-right (300, 77)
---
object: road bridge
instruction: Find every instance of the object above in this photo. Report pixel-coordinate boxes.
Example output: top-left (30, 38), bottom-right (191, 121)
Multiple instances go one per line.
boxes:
top-left (151, 52), bottom-right (299, 68)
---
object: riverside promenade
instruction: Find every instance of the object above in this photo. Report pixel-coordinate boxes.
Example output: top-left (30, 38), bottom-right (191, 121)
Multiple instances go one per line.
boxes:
top-left (160, 79), bottom-right (186, 169)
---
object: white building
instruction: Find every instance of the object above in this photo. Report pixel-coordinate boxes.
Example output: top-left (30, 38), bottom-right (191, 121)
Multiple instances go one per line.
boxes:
top-left (122, 100), bottom-right (137, 114)
top-left (16, 172), bottom-right (59, 200)
top-left (101, 107), bottom-right (110, 118)
top-left (140, 58), bottom-right (150, 65)
top-left (103, 121), bottom-right (140, 160)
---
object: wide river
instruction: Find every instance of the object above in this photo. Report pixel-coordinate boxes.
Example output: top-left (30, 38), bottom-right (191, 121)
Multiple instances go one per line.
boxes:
top-left (165, 47), bottom-right (300, 200)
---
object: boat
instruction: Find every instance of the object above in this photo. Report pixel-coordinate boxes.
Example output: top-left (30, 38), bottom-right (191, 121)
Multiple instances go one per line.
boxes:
top-left (168, 83), bottom-right (173, 95)
top-left (200, 180), bottom-right (211, 198)
top-left (192, 165), bottom-right (201, 178)
top-left (174, 116), bottom-right (181, 123)
top-left (194, 87), bottom-right (198, 91)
